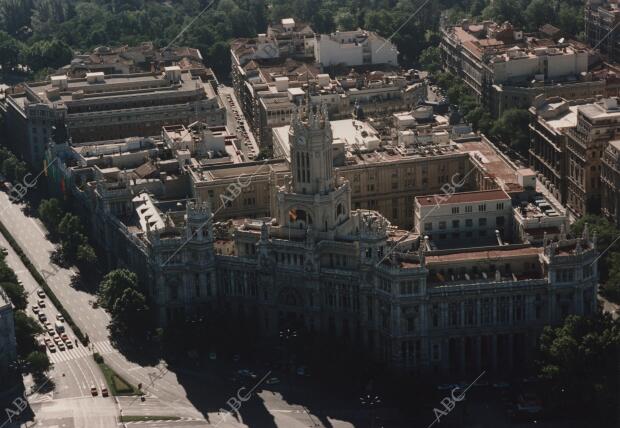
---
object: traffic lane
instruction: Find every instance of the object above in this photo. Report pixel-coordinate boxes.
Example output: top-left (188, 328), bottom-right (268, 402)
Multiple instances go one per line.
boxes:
top-left (0, 231), bottom-right (94, 402)
top-left (27, 396), bottom-right (117, 428)
top-left (52, 359), bottom-right (89, 400)
top-left (0, 194), bottom-right (111, 342)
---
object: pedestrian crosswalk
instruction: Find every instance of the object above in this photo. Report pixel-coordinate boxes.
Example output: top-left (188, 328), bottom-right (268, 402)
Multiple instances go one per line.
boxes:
top-left (46, 340), bottom-right (116, 364)
top-left (124, 417), bottom-right (207, 425)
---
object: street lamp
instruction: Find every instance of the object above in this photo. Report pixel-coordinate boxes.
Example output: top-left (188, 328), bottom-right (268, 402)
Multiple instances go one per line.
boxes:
top-left (360, 393), bottom-right (381, 428)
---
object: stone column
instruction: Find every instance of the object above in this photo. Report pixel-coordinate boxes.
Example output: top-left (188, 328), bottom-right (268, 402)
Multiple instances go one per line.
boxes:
top-left (507, 334), bottom-right (514, 371)
top-left (474, 336), bottom-right (482, 373)
top-left (441, 338), bottom-right (450, 375)
top-left (459, 337), bottom-right (466, 374)
top-left (491, 334), bottom-right (498, 371)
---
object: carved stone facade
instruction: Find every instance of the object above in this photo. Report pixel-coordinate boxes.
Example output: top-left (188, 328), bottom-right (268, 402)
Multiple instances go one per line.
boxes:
top-left (132, 106), bottom-right (600, 374)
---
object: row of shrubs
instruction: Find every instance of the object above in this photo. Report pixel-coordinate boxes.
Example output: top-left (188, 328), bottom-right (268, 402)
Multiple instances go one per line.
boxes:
top-left (0, 220), bottom-right (89, 346)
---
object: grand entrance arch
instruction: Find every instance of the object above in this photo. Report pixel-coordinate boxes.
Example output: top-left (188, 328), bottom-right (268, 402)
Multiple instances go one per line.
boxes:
top-left (277, 287), bottom-right (307, 331)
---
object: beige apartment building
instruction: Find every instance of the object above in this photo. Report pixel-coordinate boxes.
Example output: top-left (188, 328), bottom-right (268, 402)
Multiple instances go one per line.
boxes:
top-left (585, 0), bottom-right (620, 62)
top-left (441, 19), bottom-right (601, 117)
top-left (4, 67), bottom-right (225, 166)
top-left (529, 95), bottom-right (620, 218)
top-left (601, 140), bottom-right (620, 225)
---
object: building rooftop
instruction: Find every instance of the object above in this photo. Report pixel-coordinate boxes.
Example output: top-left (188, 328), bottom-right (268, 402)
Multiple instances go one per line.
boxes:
top-left (446, 20), bottom-right (588, 65)
top-left (21, 68), bottom-right (214, 107)
top-left (416, 189), bottom-right (511, 207)
top-left (426, 245), bottom-right (541, 264)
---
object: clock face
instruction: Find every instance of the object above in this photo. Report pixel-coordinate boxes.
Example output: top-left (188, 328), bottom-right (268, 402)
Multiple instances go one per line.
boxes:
top-left (296, 135), bottom-right (306, 145)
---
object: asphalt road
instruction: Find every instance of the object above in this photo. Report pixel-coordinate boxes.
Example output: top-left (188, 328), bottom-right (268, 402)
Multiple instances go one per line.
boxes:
top-left (218, 85), bottom-right (260, 159)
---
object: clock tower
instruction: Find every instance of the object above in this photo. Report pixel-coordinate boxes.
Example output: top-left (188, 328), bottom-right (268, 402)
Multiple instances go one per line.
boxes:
top-left (274, 103), bottom-right (351, 235)
top-left (290, 103), bottom-right (334, 195)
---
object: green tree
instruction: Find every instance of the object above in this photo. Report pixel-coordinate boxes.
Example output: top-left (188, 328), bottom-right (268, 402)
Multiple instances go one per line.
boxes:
top-left (465, 106), bottom-right (494, 134)
top-left (109, 287), bottom-right (149, 338)
top-left (490, 108), bottom-right (530, 154)
top-left (601, 252), bottom-right (620, 303)
top-left (14, 310), bottom-right (44, 357)
top-left (38, 198), bottom-right (64, 235)
top-left (334, 10), bottom-right (356, 30)
top-left (482, 0), bottom-right (525, 27)
top-left (0, 0), bottom-right (33, 35)
top-left (76, 243), bottom-right (97, 266)
top-left (98, 268), bottom-right (138, 309)
top-left (419, 46), bottom-right (441, 74)
top-left (558, 4), bottom-right (583, 38)
top-left (570, 215), bottom-right (619, 260)
top-left (0, 251), bottom-right (19, 284)
top-left (22, 38), bottom-right (72, 72)
top-left (0, 281), bottom-right (27, 310)
top-left (26, 350), bottom-right (53, 375)
top-left (538, 313), bottom-right (620, 421)
top-left (1, 155), bottom-right (27, 182)
top-left (57, 213), bottom-right (86, 260)
top-left (524, 0), bottom-right (555, 32)
top-left (0, 30), bottom-right (20, 70)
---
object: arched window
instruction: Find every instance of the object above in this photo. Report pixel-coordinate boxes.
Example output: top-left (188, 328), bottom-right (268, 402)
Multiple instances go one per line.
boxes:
top-left (336, 203), bottom-right (344, 220)
top-left (289, 208), bottom-right (312, 227)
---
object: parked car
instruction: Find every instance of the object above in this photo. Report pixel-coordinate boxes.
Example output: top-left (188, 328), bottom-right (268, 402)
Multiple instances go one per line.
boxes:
top-left (57, 342), bottom-right (65, 351)
top-left (37, 299), bottom-right (45, 308)
top-left (32, 305), bottom-right (39, 314)
top-left (37, 290), bottom-right (46, 299)
top-left (265, 377), bottom-right (280, 385)
top-left (56, 314), bottom-right (65, 322)
top-left (436, 384), bottom-right (457, 391)
top-left (296, 366), bottom-right (310, 377)
top-left (237, 369), bottom-right (257, 379)
top-left (101, 386), bottom-right (109, 397)
top-left (91, 386), bottom-right (98, 396)
top-left (38, 313), bottom-right (47, 322)
top-left (493, 381), bottom-right (511, 389)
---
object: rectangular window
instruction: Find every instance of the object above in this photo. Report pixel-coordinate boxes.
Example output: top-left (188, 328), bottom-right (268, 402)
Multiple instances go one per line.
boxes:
top-left (452, 207), bottom-right (460, 214)
top-left (465, 219), bottom-right (473, 227)
top-left (496, 202), bottom-right (504, 210)
top-left (478, 204), bottom-right (486, 212)
top-left (452, 220), bottom-right (460, 229)
top-left (424, 222), bottom-right (433, 231)
top-left (439, 221), bottom-right (446, 230)
top-left (465, 206), bottom-right (473, 213)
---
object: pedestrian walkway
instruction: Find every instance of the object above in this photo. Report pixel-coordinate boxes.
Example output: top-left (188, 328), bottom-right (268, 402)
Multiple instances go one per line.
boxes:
top-left (47, 340), bottom-right (116, 364)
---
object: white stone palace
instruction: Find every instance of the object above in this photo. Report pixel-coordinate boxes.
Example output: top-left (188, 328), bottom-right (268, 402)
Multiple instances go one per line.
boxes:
top-left (131, 103), bottom-right (599, 374)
